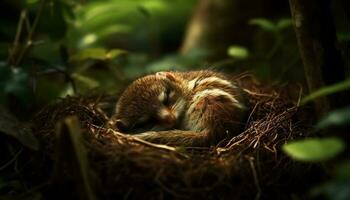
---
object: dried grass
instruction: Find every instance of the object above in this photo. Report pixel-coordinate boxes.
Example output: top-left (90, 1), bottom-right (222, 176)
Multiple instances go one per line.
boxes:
top-left (27, 76), bottom-right (320, 200)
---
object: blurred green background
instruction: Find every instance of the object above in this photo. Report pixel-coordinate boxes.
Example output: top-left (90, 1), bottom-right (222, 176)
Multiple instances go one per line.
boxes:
top-left (1, 0), bottom-right (197, 112)
top-left (0, 0), bottom-right (349, 117)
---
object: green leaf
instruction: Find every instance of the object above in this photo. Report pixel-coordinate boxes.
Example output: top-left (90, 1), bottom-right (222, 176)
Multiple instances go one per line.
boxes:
top-left (69, 0), bottom-right (195, 49)
top-left (106, 49), bottom-right (127, 60)
top-left (0, 63), bottom-right (33, 106)
top-left (276, 18), bottom-right (292, 30)
top-left (317, 107), bottom-right (350, 129)
top-left (72, 48), bottom-right (107, 60)
top-left (301, 79), bottom-right (350, 105)
top-left (249, 18), bottom-right (276, 32)
top-left (282, 138), bottom-right (345, 162)
top-left (78, 25), bottom-right (132, 48)
top-left (39, 0), bottom-right (67, 40)
top-left (71, 48), bottom-right (126, 61)
top-left (72, 73), bottom-right (100, 88)
top-left (227, 45), bottom-right (249, 59)
top-left (29, 40), bottom-right (62, 65)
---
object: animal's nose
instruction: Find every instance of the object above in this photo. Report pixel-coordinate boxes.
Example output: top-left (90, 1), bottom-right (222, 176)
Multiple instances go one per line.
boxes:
top-left (157, 108), bottom-right (177, 128)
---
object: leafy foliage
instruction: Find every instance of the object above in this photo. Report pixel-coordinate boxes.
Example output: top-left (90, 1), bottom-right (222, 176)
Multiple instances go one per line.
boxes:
top-left (38, 0), bottom-right (68, 40)
top-left (301, 79), bottom-right (350, 105)
top-left (0, 0), bottom-right (197, 110)
top-left (249, 18), bottom-right (292, 33)
top-left (317, 107), bottom-right (350, 130)
top-left (231, 17), bottom-right (301, 82)
top-left (71, 48), bottom-right (127, 61)
top-left (67, 0), bottom-right (195, 49)
top-left (0, 62), bottom-right (33, 107)
top-left (284, 84), bottom-right (350, 199)
top-left (227, 45), bottom-right (249, 59)
top-left (283, 138), bottom-right (345, 162)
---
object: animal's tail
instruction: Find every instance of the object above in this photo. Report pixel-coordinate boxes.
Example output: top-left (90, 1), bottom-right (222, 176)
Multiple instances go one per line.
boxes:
top-left (134, 130), bottom-right (209, 146)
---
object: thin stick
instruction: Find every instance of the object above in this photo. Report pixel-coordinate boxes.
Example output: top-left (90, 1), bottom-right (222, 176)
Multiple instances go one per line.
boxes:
top-left (246, 102), bottom-right (259, 128)
top-left (15, 0), bottom-right (47, 66)
top-left (0, 148), bottom-right (23, 171)
top-left (296, 85), bottom-right (303, 107)
top-left (243, 89), bottom-right (277, 98)
top-left (248, 156), bottom-right (261, 200)
top-left (7, 10), bottom-right (27, 65)
top-left (106, 128), bottom-right (189, 158)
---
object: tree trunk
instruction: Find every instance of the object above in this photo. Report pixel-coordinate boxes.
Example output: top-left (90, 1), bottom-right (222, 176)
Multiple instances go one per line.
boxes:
top-left (289, 0), bottom-right (346, 117)
top-left (341, 0), bottom-right (350, 21)
top-left (180, 0), bottom-right (289, 61)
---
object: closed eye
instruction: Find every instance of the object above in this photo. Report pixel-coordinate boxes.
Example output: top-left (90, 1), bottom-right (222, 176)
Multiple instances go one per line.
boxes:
top-left (163, 88), bottom-right (171, 105)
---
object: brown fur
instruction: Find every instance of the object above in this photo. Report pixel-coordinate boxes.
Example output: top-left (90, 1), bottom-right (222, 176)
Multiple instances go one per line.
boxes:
top-left (112, 70), bottom-right (247, 146)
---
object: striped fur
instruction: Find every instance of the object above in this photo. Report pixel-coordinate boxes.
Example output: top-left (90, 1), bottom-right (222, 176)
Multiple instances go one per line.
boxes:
top-left (114, 70), bottom-right (247, 146)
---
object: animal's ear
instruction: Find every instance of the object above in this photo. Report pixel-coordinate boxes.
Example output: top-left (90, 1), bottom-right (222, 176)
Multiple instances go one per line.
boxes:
top-left (156, 72), bottom-right (176, 81)
top-left (115, 119), bottom-right (128, 132)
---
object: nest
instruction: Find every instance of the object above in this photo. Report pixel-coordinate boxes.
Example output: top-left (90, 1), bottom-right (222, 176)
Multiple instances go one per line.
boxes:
top-left (26, 75), bottom-right (319, 200)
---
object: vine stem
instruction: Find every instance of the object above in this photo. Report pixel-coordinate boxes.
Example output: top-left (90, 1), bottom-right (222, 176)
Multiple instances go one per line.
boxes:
top-left (15, 0), bottom-right (47, 66)
top-left (7, 10), bottom-right (27, 66)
